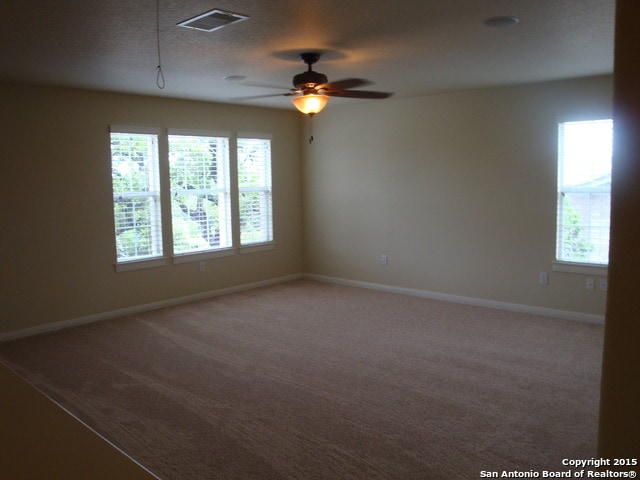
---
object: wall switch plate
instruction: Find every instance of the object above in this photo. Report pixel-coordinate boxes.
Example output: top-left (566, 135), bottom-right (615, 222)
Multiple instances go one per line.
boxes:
top-left (539, 272), bottom-right (549, 285)
top-left (586, 278), bottom-right (595, 290)
top-left (199, 262), bottom-right (205, 272)
top-left (380, 255), bottom-right (388, 265)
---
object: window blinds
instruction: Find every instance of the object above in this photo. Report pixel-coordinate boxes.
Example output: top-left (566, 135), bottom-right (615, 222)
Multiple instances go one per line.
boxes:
top-left (237, 137), bottom-right (273, 245)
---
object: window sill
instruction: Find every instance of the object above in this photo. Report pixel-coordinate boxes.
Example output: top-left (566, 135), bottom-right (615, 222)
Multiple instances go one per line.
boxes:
top-left (114, 243), bottom-right (275, 270)
top-left (172, 248), bottom-right (235, 264)
top-left (115, 257), bottom-right (167, 272)
top-left (552, 261), bottom-right (608, 276)
top-left (240, 242), bottom-right (275, 254)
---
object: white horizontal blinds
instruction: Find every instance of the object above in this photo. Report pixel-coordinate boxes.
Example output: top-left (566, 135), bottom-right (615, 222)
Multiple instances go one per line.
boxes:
top-left (168, 133), bottom-right (232, 254)
top-left (557, 119), bottom-right (613, 264)
top-left (110, 131), bottom-right (163, 262)
top-left (237, 137), bottom-right (273, 245)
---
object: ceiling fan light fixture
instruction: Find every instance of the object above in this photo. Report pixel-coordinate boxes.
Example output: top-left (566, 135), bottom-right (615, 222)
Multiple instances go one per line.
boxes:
top-left (291, 94), bottom-right (329, 116)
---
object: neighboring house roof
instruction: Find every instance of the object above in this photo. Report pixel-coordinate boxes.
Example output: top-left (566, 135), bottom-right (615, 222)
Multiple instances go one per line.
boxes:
top-left (568, 173), bottom-right (611, 192)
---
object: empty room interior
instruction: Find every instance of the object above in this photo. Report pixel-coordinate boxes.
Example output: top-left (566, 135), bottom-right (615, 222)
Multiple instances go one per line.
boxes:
top-left (1, 1), bottom-right (639, 478)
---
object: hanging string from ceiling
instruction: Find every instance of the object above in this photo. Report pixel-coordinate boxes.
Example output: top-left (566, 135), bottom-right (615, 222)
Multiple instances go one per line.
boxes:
top-left (155, 0), bottom-right (166, 89)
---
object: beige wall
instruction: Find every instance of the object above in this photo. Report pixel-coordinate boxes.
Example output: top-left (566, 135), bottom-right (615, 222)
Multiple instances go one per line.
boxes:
top-left (303, 75), bottom-right (613, 316)
top-left (1, 83), bottom-right (303, 335)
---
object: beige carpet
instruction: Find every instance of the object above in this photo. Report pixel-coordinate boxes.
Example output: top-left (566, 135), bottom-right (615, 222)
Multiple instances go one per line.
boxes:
top-left (0, 280), bottom-right (603, 479)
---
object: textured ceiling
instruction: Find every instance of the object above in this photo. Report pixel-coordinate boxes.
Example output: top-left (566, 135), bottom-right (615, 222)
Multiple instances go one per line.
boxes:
top-left (0, 1), bottom-right (615, 109)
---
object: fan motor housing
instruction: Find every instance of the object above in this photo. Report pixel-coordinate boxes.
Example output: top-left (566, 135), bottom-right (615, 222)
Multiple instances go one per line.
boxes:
top-left (293, 70), bottom-right (328, 89)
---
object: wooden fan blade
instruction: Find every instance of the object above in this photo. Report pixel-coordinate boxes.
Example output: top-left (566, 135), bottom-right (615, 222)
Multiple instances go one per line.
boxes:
top-left (324, 90), bottom-right (393, 99)
top-left (317, 78), bottom-right (371, 91)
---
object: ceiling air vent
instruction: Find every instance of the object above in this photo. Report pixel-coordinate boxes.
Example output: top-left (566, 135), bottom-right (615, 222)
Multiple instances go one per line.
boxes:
top-left (177, 9), bottom-right (248, 32)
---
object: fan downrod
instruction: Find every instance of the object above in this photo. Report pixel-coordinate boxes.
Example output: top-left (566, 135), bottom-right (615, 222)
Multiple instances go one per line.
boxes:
top-left (300, 52), bottom-right (321, 69)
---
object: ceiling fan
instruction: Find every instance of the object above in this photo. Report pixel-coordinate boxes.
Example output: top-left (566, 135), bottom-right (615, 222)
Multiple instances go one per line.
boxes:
top-left (244, 52), bottom-right (393, 116)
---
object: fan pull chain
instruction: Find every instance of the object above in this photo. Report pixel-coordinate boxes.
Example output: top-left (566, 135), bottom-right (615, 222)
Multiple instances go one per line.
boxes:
top-left (308, 115), bottom-right (314, 144)
top-left (155, 0), bottom-right (165, 89)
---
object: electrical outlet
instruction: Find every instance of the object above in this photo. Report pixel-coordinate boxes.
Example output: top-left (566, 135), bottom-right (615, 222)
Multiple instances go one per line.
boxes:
top-left (599, 278), bottom-right (608, 291)
top-left (586, 278), bottom-right (595, 291)
top-left (539, 272), bottom-right (549, 286)
top-left (380, 255), bottom-right (388, 265)
top-left (199, 262), bottom-right (205, 273)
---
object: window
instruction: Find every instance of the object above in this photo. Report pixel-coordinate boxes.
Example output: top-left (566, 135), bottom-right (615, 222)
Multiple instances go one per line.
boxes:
top-left (109, 128), bottom-right (274, 269)
top-left (238, 136), bottom-right (273, 245)
top-left (556, 119), bottom-right (613, 265)
top-left (110, 129), bottom-right (163, 263)
top-left (169, 133), bottom-right (232, 255)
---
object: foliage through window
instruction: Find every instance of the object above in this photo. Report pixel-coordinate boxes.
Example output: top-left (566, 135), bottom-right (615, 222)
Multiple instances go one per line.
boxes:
top-left (238, 137), bottom-right (273, 245)
top-left (169, 134), bottom-right (232, 254)
top-left (110, 130), bottom-right (163, 262)
top-left (556, 119), bottom-right (612, 265)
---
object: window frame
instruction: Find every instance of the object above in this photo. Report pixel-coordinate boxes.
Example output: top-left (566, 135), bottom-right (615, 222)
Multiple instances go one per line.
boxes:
top-left (237, 134), bottom-right (274, 249)
top-left (554, 118), bottom-right (612, 275)
top-left (109, 127), bottom-right (275, 271)
top-left (110, 126), bottom-right (167, 271)
top-left (168, 130), bottom-right (234, 261)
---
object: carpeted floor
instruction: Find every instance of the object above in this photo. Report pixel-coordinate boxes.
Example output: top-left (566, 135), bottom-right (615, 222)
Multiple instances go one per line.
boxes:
top-left (0, 279), bottom-right (603, 479)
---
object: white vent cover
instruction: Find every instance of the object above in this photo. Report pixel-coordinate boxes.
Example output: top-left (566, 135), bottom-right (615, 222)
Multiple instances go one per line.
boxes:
top-left (177, 9), bottom-right (248, 32)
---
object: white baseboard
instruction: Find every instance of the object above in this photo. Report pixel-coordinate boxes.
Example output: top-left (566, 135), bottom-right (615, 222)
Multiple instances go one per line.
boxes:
top-left (2, 272), bottom-right (603, 343)
top-left (0, 274), bottom-right (304, 342)
top-left (305, 274), bottom-right (605, 325)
